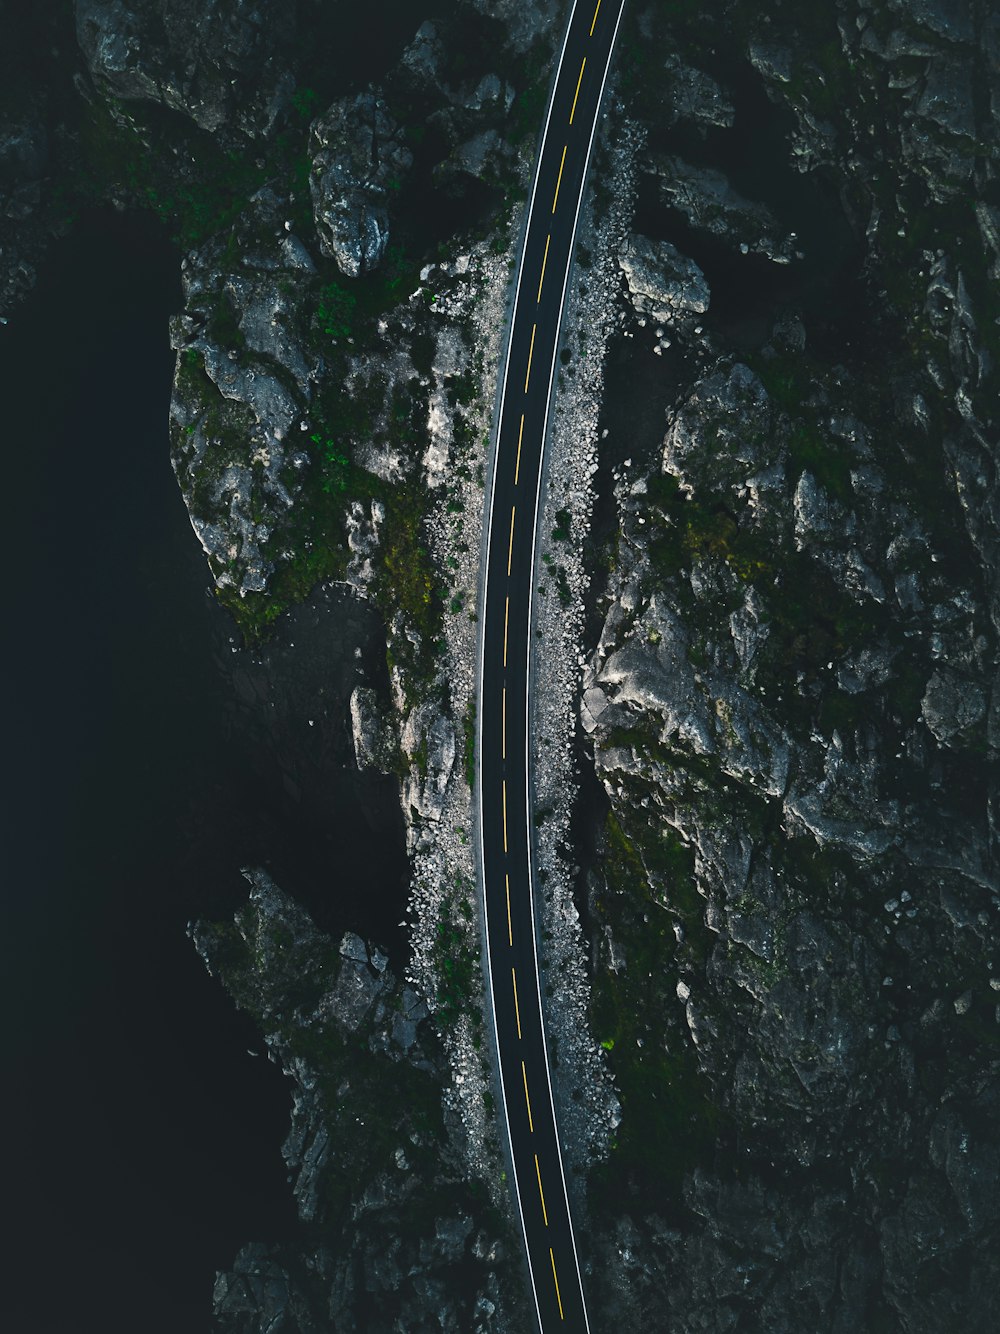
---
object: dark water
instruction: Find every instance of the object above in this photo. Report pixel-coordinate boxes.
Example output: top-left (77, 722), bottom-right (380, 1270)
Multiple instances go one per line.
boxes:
top-left (0, 211), bottom-right (408, 1333)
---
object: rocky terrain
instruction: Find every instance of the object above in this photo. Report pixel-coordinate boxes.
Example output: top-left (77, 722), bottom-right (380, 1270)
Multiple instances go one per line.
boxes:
top-left (575, 1), bottom-right (1000, 1329)
top-left (191, 868), bottom-right (524, 1332)
top-left (4, 0), bottom-right (999, 1330)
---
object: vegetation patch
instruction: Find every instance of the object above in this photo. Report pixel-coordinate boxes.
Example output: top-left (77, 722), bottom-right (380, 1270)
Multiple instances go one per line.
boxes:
top-left (645, 471), bottom-right (769, 584)
top-left (589, 808), bottom-right (725, 1216)
top-left (432, 881), bottom-right (480, 1029)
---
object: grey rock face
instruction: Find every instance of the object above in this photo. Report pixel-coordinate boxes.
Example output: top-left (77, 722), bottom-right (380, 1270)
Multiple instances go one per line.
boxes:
top-left (349, 685), bottom-right (397, 774)
top-left (75, 0), bottom-right (297, 135)
top-left (585, 291), bottom-right (999, 1323)
top-left (169, 187), bottom-right (317, 597)
top-left (914, 54), bottom-right (976, 140)
top-left (400, 698), bottom-right (457, 851)
top-left (647, 155), bottom-right (797, 263)
top-left (400, 20), bottom-right (446, 87)
top-left (0, 111), bottom-right (47, 222)
top-left (747, 38), bottom-right (793, 85)
top-left (309, 91), bottom-right (412, 277)
top-left (0, 101), bottom-right (49, 314)
top-left (900, 0), bottom-right (975, 44)
top-left (920, 668), bottom-right (987, 745)
top-left (594, 592), bottom-right (714, 754)
top-left (459, 0), bottom-right (561, 52)
top-left (749, 0), bottom-right (998, 201)
top-left (664, 362), bottom-right (772, 488)
top-left (663, 54), bottom-right (735, 131)
top-left (620, 233), bottom-right (710, 321)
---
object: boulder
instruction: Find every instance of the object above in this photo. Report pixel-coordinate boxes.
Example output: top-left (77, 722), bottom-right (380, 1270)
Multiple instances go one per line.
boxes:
top-left (921, 668), bottom-right (987, 745)
top-left (309, 91), bottom-right (412, 277)
top-left (663, 54), bottom-right (735, 131)
top-left (619, 233), bottom-right (710, 322)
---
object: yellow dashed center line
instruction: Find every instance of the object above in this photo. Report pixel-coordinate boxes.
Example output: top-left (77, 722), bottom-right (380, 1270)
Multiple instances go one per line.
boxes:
top-left (550, 1248), bottom-right (564, 1320)
top-left (569, 57), bottom-right (587, 125)
top-left (551, 146), bottom-right (567, 214)
top-left (488, 20), bottom-right (615, 1323)
top-left (534, 1154), bottom-right (549, 1226)
top-left (537, 234), bottom-right (551, 303)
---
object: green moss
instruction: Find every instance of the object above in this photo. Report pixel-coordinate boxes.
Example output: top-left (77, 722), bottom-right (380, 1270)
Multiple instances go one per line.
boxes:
top-left (787, 422), bottom-right (853, 503)
top-left (376, 482), bottom-right (443, 685)
top-left (509, 44), bottom-right (552, 143)
top-left (589, 810), bottom-right (723, 1212)
top-left (315, 279), bottom-right (358, 340)
top-left (433, 881), bottom-right (479, 1028)
top-left (72, 97), bottom-right (278, 249)
top-left (645, 472), bottom-right (770, 584)
top-left (758, 550), bottom-right (885, 687)
top-left (206, 292), bottom-right (246, 354)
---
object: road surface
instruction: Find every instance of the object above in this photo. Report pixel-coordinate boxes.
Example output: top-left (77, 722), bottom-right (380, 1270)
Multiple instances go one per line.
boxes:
top-left (476, 1), bottom-right (626, 1329)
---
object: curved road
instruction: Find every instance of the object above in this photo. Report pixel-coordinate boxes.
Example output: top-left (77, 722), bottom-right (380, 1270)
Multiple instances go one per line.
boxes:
top-left (476, 2), bottom-right (626, 1330)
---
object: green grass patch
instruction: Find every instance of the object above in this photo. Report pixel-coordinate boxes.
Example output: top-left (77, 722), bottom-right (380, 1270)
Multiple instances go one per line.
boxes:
top-left (786, 422), bottom-right (853, 503)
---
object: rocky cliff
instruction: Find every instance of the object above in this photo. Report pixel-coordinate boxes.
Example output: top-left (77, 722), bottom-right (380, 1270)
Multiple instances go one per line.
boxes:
top-left (4, 0), bottom-right (999, 1330)
top-left (577, 2), bottom-right (1000, 1329)
top-left (191, 869), bottom-right (523, 1332)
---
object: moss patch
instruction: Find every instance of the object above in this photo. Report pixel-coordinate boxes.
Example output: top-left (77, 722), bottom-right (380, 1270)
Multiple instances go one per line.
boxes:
top-left (589, 808), bottom-right (725, 1216)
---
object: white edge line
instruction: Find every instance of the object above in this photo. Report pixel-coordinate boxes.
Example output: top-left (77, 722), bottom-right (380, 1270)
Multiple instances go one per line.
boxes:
top-left (475, 5), bottom-right (583, 1333)
top-left (522, 1), bottom-right (627, 1329)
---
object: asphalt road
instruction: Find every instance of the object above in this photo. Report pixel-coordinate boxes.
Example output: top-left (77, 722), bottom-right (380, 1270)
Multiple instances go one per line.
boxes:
top-left (476, 2), bottom-right (626, 1329)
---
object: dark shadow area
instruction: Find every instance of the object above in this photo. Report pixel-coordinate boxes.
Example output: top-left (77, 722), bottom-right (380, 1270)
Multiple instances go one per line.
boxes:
top-left (0, 208), bottom-right (408, 1334)
top-left (634, 53), bottom-right (865, 353)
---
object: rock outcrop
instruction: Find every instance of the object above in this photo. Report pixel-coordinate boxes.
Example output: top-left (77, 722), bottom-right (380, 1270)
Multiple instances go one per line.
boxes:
top-left (620, 233), bottom-right (710, 323)
top-left (192, 870), bottom-right (525, 1333)
top-left (75, 0), bottom-right (297, 135)
top-left (645, 156), bottom-right (799, 264)
top-left (309, 91), bottom-right (412, 277)
top-left (168, 186), bottom-right (317, 597)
